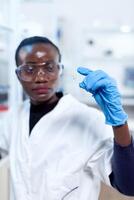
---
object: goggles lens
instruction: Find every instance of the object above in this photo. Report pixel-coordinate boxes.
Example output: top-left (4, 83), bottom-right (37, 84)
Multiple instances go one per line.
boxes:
top-left (16, 62), bottom-right (63, 82)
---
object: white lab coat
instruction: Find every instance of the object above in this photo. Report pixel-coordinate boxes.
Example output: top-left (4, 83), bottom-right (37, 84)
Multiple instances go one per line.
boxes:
top-left (0, 94), bottom-right (113, 200)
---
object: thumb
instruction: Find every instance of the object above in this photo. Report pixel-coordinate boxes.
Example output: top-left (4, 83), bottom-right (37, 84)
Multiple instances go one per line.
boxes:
top-left (79, 82), bottom-right (86, 89)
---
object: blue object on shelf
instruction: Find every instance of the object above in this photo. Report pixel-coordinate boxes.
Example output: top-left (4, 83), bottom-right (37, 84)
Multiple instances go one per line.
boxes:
top-left (124, 67), bottom-right (134, 88)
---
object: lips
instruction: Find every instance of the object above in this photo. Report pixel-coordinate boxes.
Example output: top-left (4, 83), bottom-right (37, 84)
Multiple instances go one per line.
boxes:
top-left (32, 87), bottom-right (51, 94)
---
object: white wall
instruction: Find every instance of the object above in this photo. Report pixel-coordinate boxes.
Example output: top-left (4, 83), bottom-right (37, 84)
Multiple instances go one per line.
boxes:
top-left (55, 0), bottom-right (134, 25)
top-left (20, 0), bottom-right (134, 61)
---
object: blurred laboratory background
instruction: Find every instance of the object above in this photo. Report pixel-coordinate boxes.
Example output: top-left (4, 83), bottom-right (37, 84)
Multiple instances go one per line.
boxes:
top-left (0, 0), bottom-right (134, 199)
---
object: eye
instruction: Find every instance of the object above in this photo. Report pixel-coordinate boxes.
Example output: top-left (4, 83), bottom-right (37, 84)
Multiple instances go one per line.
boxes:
top-left (45, 63), bottom-right (55, 72)
top-left (23, 65), bottom-right (35, 74)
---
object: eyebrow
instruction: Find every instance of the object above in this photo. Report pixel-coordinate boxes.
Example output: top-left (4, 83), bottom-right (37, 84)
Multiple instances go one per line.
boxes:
top-left (25, 61), bottom-right (37, 64)
top-left (25, 60), bottom-right (55, 64)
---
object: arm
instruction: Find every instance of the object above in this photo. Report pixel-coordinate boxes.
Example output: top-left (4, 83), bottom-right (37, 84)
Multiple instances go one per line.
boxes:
top-left (77, 67), bottom-right (134, 196)
top-left (110, 124), bottom-right (134, 196)
top-left (113, 123), bottom-right (131, 146)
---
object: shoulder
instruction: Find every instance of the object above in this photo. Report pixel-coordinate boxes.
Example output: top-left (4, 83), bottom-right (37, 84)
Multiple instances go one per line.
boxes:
top-left (61, 93), bottom-right (103, 117)
top-left (59, 93), bottom-right (106, 126)
top-left (3, 99), bottom-right (30, 121)
top-left (61, 93), bottom-right (113, 138)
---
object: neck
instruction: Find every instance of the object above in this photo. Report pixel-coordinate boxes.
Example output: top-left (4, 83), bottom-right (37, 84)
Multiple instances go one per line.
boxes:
top-left (30, 93), bottom-right (59, 106)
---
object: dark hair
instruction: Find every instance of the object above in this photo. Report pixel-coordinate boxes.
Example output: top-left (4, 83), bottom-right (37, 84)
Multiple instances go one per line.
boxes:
top-left (15, 36), bottom-right (61, 66)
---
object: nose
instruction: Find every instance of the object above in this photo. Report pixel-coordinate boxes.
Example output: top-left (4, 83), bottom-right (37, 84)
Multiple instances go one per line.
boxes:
top-left (37, 68), bottom-right (46, 76)
top-left (34, 68), bottom-right (49, 82)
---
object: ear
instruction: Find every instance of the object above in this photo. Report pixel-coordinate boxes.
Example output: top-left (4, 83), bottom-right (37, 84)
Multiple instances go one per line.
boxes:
top-left (15, 69), bottom-right (21, 81)
top-left (59, 64), bottom-right (64, 76)
top-left (15, 69), bottom-right (19, 78)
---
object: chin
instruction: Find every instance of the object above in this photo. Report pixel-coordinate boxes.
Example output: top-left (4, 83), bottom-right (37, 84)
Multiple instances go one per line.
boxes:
top-left (31, 93), bottom-right (54, 104)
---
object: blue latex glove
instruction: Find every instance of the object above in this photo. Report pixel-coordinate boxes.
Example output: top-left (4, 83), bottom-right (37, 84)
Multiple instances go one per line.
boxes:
top-left (77, 67), bottom-right (128, 126)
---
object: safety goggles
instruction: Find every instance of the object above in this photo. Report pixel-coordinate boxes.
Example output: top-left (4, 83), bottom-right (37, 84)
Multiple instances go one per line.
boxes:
top-left (16, 62), bottom-right (63, 82)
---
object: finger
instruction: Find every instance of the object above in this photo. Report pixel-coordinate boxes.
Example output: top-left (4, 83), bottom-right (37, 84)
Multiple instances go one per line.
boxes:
top-left (83, 70), bottom-right (106, 91)
top-left (79, 70), bottom-right (106, 93)
top-left (92, 78), bottom-right (110, 92)
top-left (77, 67), bottom-right (92, 76)
top-left (79, 82), bottom-right (86, 89)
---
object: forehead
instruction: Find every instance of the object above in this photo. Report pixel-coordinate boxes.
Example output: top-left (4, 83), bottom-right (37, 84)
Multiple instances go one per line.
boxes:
top-left (18, 43), bottom-right (59, 64)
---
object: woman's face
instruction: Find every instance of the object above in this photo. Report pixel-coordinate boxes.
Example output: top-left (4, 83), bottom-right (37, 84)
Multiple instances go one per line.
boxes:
top-left (17, 43), bottom-right (61, 105)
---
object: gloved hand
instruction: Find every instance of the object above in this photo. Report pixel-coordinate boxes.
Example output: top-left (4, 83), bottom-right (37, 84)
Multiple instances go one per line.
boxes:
top-left (77, 67), bottom-right (128, 126)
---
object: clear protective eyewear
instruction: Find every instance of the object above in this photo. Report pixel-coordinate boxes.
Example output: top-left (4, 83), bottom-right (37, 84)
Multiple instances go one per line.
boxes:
top-left (16, 62), bottom-right (63, 82)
